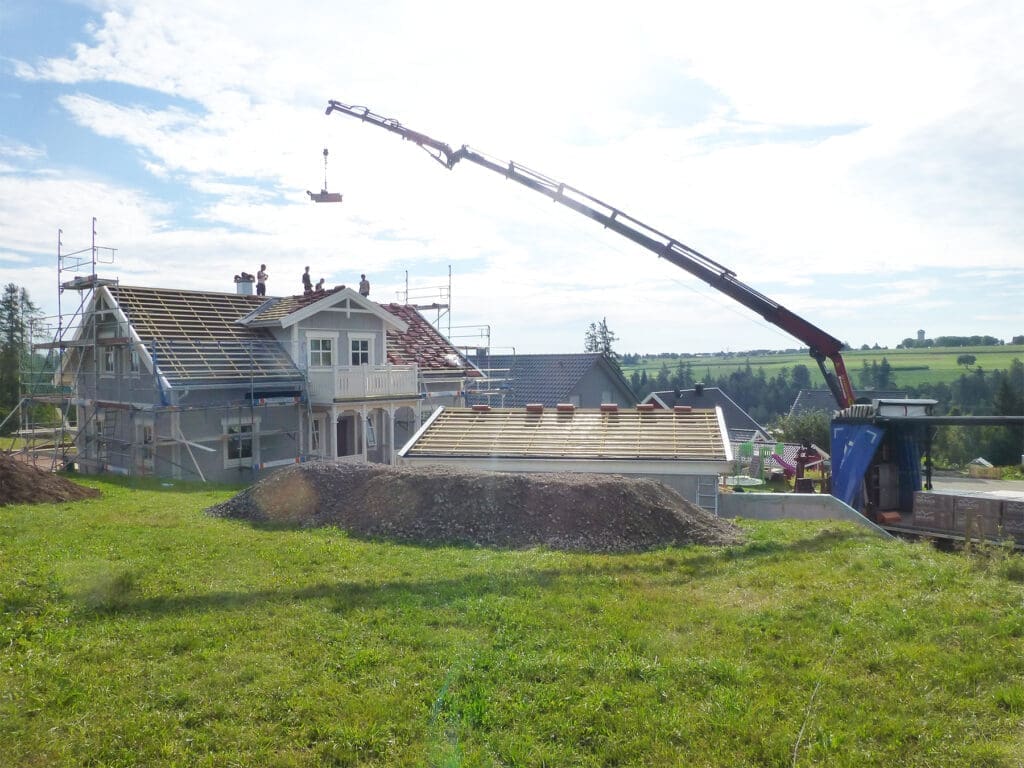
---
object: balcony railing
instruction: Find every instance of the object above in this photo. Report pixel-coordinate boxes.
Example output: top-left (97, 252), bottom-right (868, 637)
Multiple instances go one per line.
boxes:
top-left (306, 364), bottom-right (418, 402)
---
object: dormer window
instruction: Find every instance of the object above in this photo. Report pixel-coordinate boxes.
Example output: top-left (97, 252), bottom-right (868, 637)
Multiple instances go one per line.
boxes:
top-left (350, 336), bottom-right (372, 366)
top-left (308, 337), bottom-right (333, 367)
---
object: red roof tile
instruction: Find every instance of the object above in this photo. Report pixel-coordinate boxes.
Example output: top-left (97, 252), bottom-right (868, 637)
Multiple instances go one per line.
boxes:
top-left (380, 303), bottom-right (481, 377)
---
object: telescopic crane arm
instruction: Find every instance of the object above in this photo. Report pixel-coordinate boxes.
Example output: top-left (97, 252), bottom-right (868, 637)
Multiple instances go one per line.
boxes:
top-left (325, 99), bottom-right (856, 408)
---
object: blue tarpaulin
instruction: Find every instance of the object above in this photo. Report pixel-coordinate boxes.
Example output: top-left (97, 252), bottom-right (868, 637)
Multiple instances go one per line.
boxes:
top-left (894, 427), bottom-right (923, 510)
top-left (830, 423), bottom-right (886, 509)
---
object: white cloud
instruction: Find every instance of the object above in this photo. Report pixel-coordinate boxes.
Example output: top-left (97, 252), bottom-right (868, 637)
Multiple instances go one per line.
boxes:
top-left (4, 0), bottom-right (1023, 353)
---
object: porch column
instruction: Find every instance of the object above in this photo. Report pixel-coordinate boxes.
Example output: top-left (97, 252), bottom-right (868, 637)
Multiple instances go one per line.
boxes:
top-left (360, 405), bottom-right (368, 461)
top-left (330, 405), bottom-right (338, 460)
top-left (387, 406), bottom-right (396, 465)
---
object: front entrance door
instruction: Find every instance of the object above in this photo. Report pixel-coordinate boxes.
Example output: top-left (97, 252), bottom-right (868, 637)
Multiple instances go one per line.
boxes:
top-left (337, 415), bottom-right (355, 457)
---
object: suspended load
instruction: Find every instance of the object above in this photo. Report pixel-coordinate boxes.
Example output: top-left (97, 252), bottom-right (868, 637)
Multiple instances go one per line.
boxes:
top-left (307, 147), bottom-right (342, 203)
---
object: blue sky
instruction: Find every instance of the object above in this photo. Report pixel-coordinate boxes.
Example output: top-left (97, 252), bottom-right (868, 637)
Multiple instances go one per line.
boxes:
top-left (1, 0), bottom-right (1022, 354)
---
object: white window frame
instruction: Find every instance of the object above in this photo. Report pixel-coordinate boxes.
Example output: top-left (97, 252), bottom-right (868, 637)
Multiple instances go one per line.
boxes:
top-left (307, 335), bottom-right (335, 368)
top-left (136, 417), bottom-right (155, 471)
top-left (349, 334), bottom-right (374, 366)
top-left (127, 348), bottom-right (141, 375)
top-left (100, 347), bottom-right (116, 376)
top-left (221, 415), bottom-right (261, 469)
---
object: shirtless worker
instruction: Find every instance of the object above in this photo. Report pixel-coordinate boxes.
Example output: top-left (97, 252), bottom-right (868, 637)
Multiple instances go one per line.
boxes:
top-left (256, 264), bottom-right (268, 296)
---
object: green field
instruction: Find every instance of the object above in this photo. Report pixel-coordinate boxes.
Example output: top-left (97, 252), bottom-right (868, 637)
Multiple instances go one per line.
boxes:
top-left (3, 477), bottom-right (1024, 766)
top-left (624, 345), bottom-right (1024, 390)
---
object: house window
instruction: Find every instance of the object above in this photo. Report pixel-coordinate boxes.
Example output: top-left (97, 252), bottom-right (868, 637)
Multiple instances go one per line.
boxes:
top-left (101, 347), bottom-right (116, 375)
top-left (136, 420), bottom-right (154, 470)
top-left (308, 337), bottom-right (333, 367)
top-left (350, 336), bottom-right (371, 366)
top-left (128, 349), bottom-right (140, 374)
top-left (222, 416), bottom-right (260, 469)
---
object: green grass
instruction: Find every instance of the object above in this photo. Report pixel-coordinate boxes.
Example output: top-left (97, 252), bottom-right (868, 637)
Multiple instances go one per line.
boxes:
top-left (3, 477), bottom-right (1024, 766)
top-left (624, 344), bottom-right (1024, 389)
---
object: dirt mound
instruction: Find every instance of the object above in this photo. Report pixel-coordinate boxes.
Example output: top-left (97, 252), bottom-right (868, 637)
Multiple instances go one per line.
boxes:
top-left (0, 453), bottom-right (100, 506)
top-left (207, 461), bottom-right (742, 552)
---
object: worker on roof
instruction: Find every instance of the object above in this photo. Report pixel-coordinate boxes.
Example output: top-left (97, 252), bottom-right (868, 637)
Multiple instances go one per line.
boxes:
top-left (256, 264), bottom-right (268, 297)
top-left (315, 278), bottom-right (325, 293)
top-left (359, 273), bottom-right (370, 297)
top-left (302, 266), bottom-right (312, 295)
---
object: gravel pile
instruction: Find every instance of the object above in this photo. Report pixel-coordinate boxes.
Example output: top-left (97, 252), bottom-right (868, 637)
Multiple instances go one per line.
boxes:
top-left (206, 461), bottom-right (742, 552)
top-left (0, 453), bottom-right (100, 506)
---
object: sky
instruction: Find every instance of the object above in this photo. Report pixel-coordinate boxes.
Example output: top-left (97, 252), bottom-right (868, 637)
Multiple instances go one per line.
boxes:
top-left (1, 1), bottom-right (1022, 356)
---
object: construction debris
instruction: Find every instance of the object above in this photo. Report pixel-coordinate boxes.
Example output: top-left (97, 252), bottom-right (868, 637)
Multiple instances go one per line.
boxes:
top-left (206, 461), bottom-right (743, 552)
top-left (0, 454), bottom-right (100, 506)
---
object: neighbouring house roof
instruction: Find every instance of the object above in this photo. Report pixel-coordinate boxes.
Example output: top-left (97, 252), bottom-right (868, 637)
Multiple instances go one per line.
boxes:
top-left (400, 405), bottom-right (730, 462)
top-left (106, 285), bottom-right (303, 386)
top-left (379, 303), bottom-right (481, 378)
top-left (645, 387), bottom-right (771, 443)
top-left (789, 389), bottom-right (907, 416)
top-left (465, 353), bottom-right (633, 407)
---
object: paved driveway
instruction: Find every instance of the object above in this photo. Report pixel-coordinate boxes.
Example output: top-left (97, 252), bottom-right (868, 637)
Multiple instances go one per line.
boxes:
top-left (930, 473), bottom-right (1024, 499)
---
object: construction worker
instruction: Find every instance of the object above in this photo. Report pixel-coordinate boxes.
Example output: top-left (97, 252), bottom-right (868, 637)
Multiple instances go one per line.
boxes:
top-left (359, 274), bottom-right (370, 297)
top-left (256, 264), bottom-right (268, 296)
top-left (315, 278), bottom-right (325, 293)
top-left (302, 266), bottom-right (312, 295)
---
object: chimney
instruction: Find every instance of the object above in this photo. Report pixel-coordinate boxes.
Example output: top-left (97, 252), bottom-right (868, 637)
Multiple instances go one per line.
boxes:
top-left (234, 272), bottom-right (254, 295)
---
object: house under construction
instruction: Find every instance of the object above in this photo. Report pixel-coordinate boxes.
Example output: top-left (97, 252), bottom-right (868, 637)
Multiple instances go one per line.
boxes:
top-left (18, 224), bottom-right (481, 483)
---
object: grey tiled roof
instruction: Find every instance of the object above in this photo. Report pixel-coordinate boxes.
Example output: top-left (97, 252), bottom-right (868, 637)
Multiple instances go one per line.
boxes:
top-left (466, 353), bottom-right (631, 407)
top-left (646, 387), bottom-right (770, 442)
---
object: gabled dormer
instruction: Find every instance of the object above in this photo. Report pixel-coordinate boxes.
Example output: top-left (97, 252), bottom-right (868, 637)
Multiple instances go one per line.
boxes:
top-left (238, 286), bottom-right (407, 370)
top-left (238, 286), bottom-right (415, 403)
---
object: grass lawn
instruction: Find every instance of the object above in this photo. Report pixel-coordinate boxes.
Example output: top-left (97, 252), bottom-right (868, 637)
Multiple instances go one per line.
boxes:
top-left (3, 477), bottom-right (1024, 766)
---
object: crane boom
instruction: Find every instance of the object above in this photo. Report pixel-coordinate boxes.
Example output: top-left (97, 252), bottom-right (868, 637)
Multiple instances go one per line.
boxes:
top-left (325, 99), bottom-right (856, 408)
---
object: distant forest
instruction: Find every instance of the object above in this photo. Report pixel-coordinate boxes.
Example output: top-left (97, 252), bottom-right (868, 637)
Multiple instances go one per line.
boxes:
top-left (625, 357), bottom-right (1024, 467)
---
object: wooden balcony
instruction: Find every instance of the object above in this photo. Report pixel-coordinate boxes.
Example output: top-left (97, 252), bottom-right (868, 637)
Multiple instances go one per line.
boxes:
top-left (306, 364), bottom-right (418, 402)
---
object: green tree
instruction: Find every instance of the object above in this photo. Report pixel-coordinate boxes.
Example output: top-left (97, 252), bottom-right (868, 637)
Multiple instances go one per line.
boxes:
top-left (0, 284), bottom-right (42, 432)
top-left (584, 317), bottom-right (620, 369)
top-left (791, 364), bottom-right (811, 390)
top-left (956, 353), bottom-right (977, 368)
top-left (769, 410), bottom-right (831, 449)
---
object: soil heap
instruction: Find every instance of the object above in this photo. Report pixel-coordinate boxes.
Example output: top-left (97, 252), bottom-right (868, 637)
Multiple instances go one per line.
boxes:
top-left (207, 461), bottom-right (742, 552)
top-left (0, 453), bottom-right (100, 506)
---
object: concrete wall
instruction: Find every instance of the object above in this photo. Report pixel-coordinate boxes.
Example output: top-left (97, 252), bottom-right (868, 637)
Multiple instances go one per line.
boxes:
top-left (719, 493), bottom-right (891, 537)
